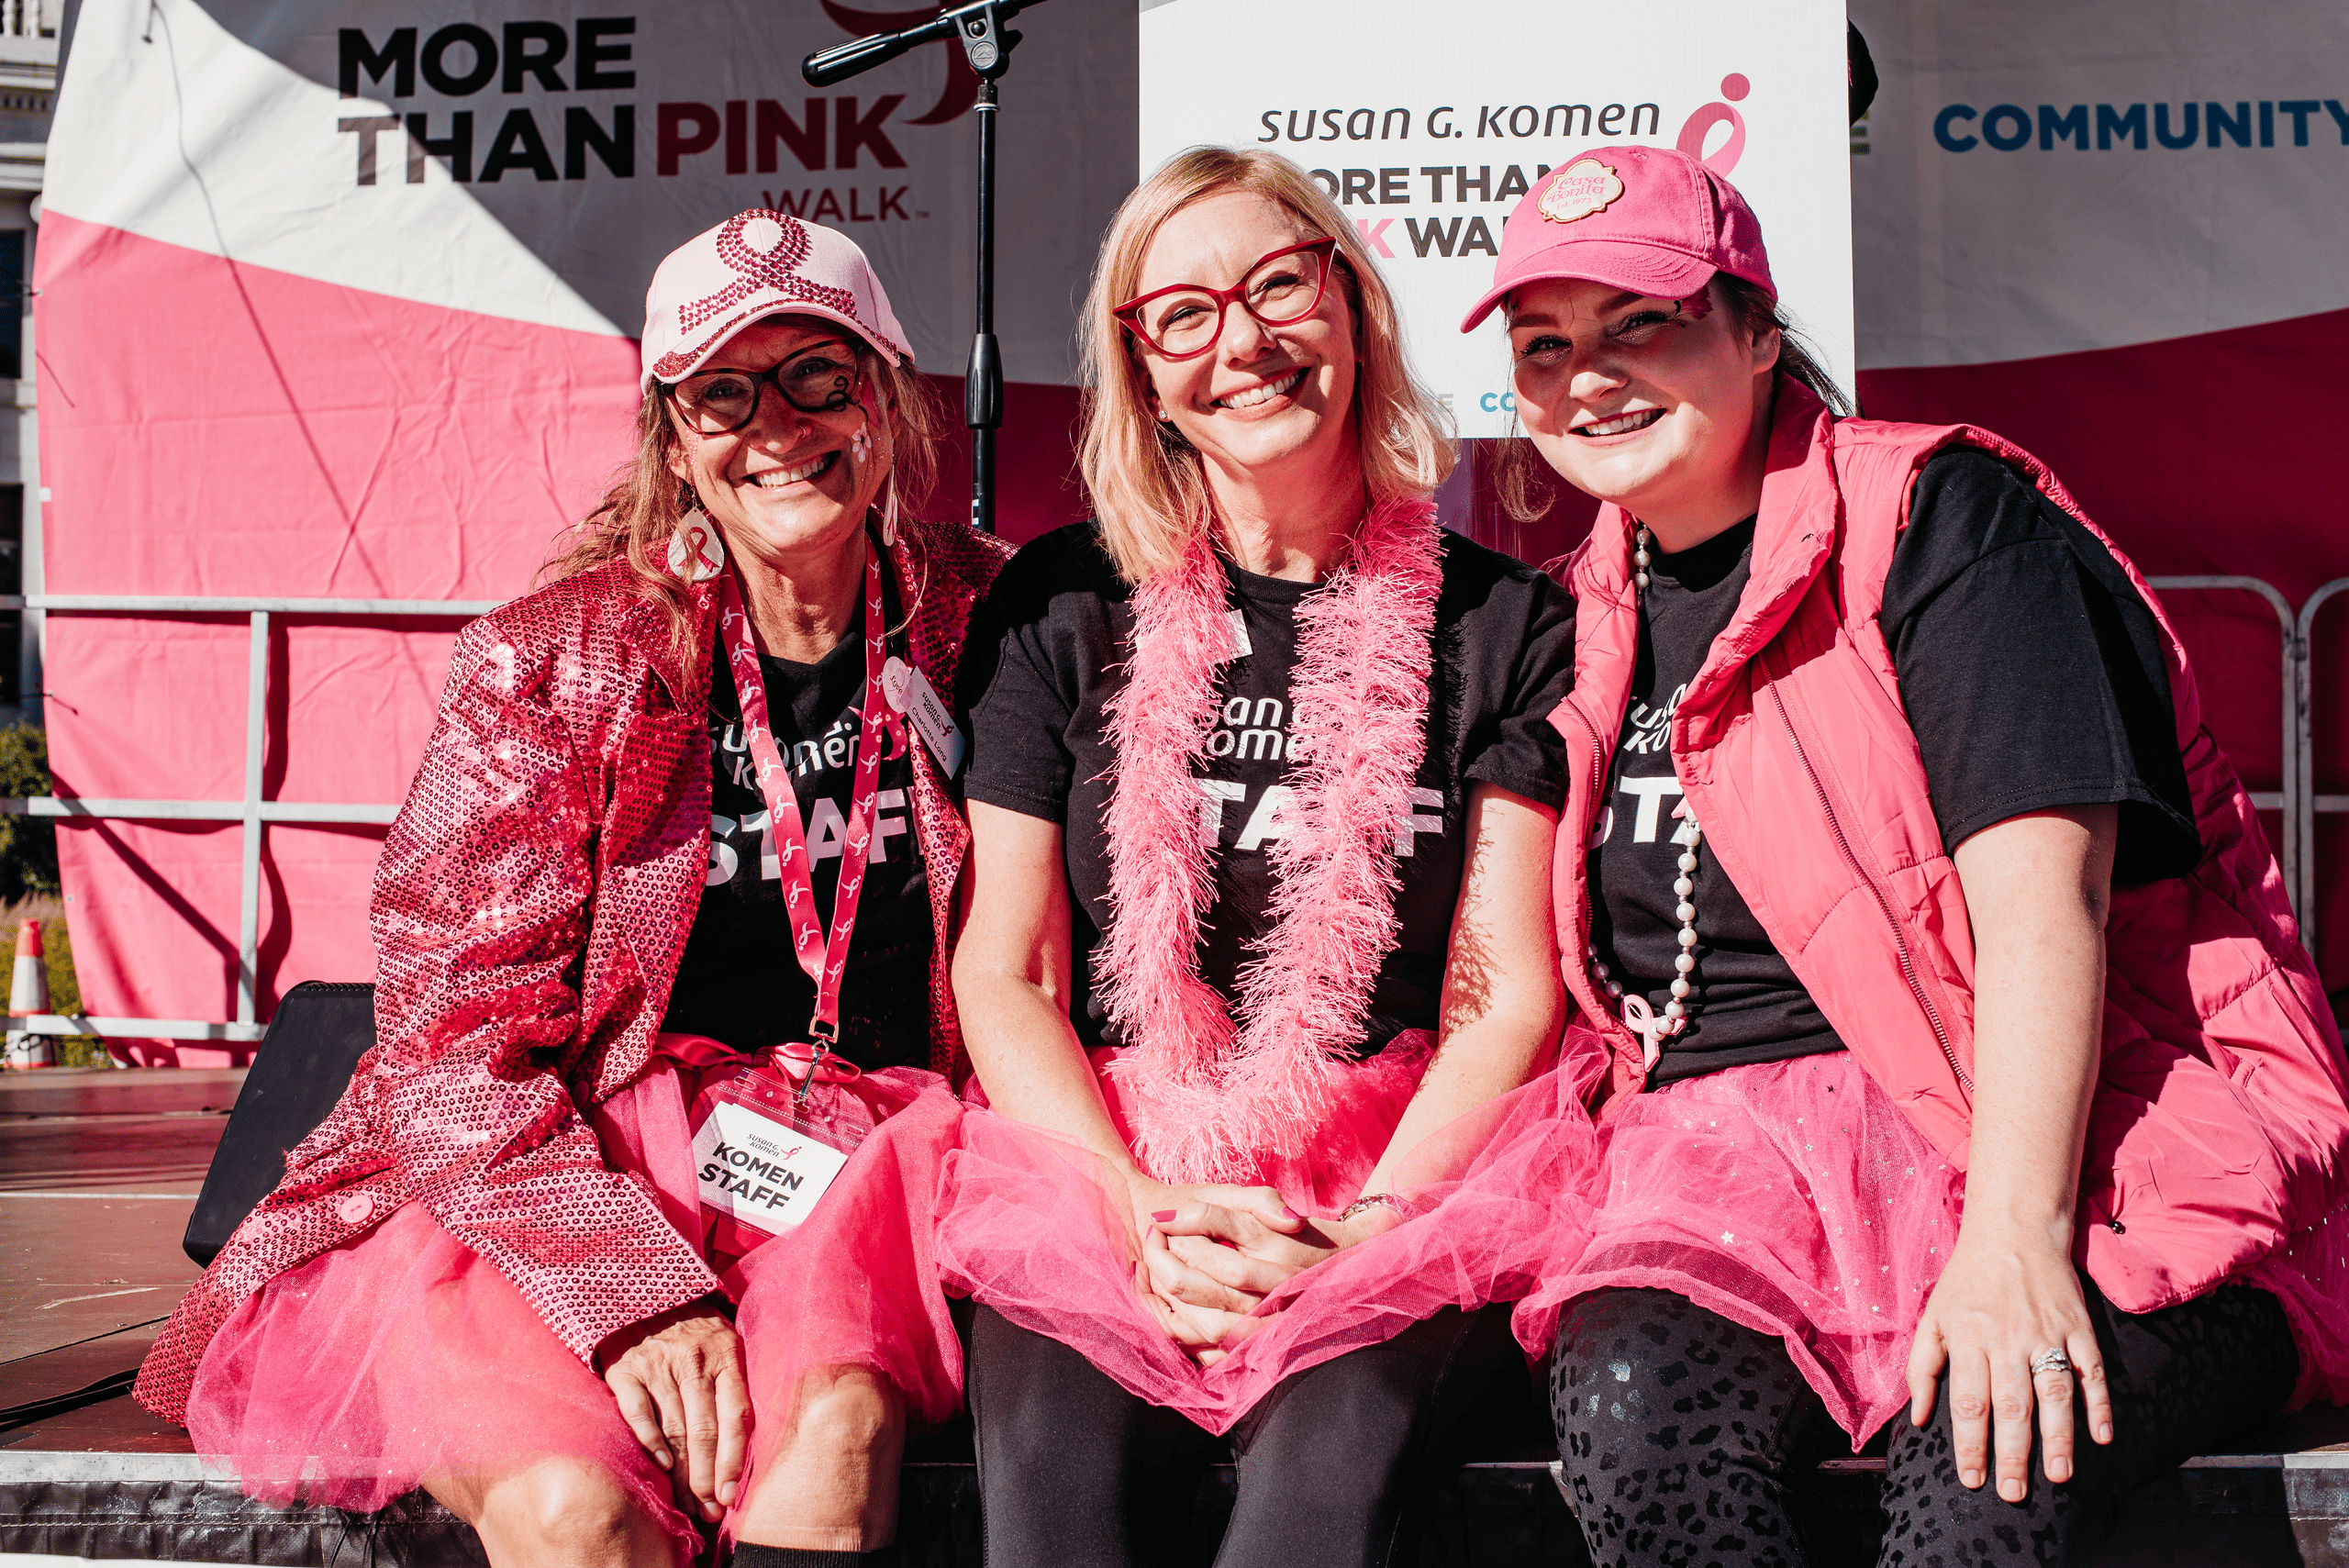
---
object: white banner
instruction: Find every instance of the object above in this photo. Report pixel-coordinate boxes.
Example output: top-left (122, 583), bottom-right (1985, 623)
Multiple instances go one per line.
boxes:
top-left (1849, 0), bottom-right (2349, 370)
top-left (48, 0), bottom-right (1138, 384)
top-left (1138, 0), bottom-right (1852, 439)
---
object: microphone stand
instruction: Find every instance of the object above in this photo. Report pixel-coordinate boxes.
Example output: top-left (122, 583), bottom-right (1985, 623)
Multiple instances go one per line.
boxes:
top-left (805, 1), bottom-right (1047, 537)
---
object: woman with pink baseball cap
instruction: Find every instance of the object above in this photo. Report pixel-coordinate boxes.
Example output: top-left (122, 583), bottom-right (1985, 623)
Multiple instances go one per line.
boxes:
top-left (136, 211), bottom-right (1009, 1567)
top-left (1464, 143), bottom-right (2349, 1562)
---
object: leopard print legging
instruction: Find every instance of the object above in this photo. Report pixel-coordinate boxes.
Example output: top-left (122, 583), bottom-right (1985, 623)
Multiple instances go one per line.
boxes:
top-left (1551, 1278), bottom-right (2296, 1567)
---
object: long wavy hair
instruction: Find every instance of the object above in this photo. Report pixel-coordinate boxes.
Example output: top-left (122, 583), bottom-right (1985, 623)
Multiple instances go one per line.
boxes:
top-left (545, 333), bottom-right (943, 663)
top-left (1492, 273), bottom-right (1852, 523)
top-left (1078, 147), bottom-right (1455, 585)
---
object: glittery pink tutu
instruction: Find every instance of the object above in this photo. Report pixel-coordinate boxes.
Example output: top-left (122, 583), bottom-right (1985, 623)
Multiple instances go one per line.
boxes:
top-left (2241, 1199), bottom-right (2349, 1410)
top-left (1511, 1049), bottom-right (1965, 1446)
top-left (928, 1029), bottom-right (1601, 1433)
top-left (187, 1199), bottom-right (707, 1562)
top-left (184, 1057), bottom-right (965, 1566)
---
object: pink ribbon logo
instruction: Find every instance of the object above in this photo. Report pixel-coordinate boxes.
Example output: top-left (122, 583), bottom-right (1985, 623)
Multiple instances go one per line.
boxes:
top-left (650, 212), bottom-right (866, 381)
top-left (1675, 72), bottom-right (1751, 175)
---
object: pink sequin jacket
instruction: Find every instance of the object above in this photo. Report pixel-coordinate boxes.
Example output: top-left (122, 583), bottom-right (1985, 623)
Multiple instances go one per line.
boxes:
top-left (135, 516), bottom-right (1010, 1424)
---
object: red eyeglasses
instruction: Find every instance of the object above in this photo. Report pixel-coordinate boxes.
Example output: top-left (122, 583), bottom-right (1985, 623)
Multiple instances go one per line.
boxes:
top-left (1112, 238), bottom-right (1341, 361)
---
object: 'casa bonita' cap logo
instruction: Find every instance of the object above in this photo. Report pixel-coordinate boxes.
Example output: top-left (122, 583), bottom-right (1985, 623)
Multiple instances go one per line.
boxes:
top-left (1537, 159), bottom-right (1627, 225)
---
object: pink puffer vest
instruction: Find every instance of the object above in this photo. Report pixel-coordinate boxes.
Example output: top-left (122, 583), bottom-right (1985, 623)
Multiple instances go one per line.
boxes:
top-left (1548, 378), bottom-right (2349, 1324)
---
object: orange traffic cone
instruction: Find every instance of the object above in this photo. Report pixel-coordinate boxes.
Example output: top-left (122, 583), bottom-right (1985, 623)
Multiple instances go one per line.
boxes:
top-left (10, 920), bottom-right (47, 1017)
top-left (3, 920), bottom-right (53, 1068)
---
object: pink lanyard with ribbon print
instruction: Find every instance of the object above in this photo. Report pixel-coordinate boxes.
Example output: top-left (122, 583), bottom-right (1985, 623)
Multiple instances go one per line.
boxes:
top-left (716, 539), bottom-right (899, 1094)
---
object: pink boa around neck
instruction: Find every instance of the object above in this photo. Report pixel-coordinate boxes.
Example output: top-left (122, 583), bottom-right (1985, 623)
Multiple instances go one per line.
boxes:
top-left (1097, 497), bottom-right (1443, 1183)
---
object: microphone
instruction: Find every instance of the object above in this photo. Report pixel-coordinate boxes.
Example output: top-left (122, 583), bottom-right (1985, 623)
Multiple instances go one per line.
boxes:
top-left (802, 0), bottom-right (1053, 533)
top-left (802, 0), bottom-right (1050, 86)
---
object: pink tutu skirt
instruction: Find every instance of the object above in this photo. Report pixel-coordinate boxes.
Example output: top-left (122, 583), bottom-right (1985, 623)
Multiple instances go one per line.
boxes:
top-left (188, 1200), bottom-right (705, 1561)
top-left (185, 1055), bottom-right (969, 1567)
top-left (926, 1030), bottom-right (1601, 1433)
top-left (1507, 1042), bottom-right (2349, 1440)
top-left (1512, 1050), bottom-right (1965, 1446)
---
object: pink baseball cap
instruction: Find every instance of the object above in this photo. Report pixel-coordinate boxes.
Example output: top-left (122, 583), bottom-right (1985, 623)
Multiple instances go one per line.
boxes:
top-left (640, 209), bottom-right (912, 389)
top-left (1458, 145), bottom-right (1774, 334)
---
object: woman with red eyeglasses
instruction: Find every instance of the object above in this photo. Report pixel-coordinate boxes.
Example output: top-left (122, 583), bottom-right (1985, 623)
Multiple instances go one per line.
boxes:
top-left (936, 147), bottom-right (1576, 1564)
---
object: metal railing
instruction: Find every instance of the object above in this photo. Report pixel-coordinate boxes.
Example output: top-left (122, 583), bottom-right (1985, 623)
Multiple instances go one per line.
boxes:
top-left (1, 0), bottom-right (56, 39)
top-left (0, 575), bottom-right (2341, 1050)
top-left (0, 592), bottom-right (498, 1043)
top-left (2294, 581), bottom-right (2349, 951)
top-left (2146, 576), bottom-right (2349, 956)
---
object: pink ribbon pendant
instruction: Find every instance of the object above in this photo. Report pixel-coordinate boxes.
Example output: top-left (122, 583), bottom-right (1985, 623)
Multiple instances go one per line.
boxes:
top-left (1620, 994), bottom-right (1684, 1073)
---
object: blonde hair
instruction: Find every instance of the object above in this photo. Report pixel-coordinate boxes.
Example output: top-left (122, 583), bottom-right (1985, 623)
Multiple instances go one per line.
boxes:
top-left (1078, 147), bottom-right (1455, 584)
top-left (545, 336), bottom-right (943, 662)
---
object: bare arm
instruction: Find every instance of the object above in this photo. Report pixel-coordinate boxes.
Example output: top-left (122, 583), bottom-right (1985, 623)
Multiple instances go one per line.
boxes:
top-left (1360, 782), bottom-right (1565, 1195)
top-left (952, 802), bottom-right (1127, 1164)
top-left (1907, 803), bottom-right (2118, 1498)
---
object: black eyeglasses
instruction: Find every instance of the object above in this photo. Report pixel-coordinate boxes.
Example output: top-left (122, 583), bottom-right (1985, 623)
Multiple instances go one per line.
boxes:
top-left (663, 340), bottom-right (863, 434)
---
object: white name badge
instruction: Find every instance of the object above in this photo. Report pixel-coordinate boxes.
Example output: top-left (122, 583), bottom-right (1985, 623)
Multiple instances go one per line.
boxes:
top-left (883, 655), bottom-right (966, 777)
top-left (691, 1097), bottom-right (853, 1234)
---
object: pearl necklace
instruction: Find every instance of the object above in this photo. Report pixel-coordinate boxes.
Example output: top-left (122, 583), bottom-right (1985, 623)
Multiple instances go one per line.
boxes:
top-left (1590, 523), bottom-right (1705, 1070)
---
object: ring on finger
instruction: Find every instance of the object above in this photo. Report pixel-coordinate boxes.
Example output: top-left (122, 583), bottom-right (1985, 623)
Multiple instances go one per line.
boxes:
top-left (2030, 1348), bottom-right (2073, 1377)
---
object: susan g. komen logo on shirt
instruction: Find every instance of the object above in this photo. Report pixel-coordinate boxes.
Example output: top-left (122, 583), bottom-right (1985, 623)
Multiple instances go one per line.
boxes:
top-left (1195, 693), bottom-right (1445, 858)
top-left (1620, 682), bottom-right (1687, 759)
top-left (704, 711), bottom-right (913, 888)
top-left (1592, 682), bottom-right (1695, 848)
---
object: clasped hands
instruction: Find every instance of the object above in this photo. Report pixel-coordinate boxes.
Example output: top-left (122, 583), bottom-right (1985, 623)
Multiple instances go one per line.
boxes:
top-left (1125, 1175), bottom-right (1404, 1365)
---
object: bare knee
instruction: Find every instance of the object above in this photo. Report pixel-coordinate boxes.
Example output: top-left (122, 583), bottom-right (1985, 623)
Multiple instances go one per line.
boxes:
top-left (736, 1372), bottom-right (906, 1550)
top-left (786, 1373), bottom-right (903, 1462)
top-left (475, 1457), bottom-right (659, 1568)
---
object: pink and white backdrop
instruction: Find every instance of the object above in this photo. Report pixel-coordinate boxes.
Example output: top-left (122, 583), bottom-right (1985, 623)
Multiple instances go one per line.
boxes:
top-left (32, 0), bottom-right (2349, 1061)
top-left (1846, 0), bottom-right (2349, 995)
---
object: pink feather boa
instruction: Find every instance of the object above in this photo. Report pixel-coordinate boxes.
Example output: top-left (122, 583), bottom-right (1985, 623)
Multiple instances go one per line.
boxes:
top-left (1097, 497), bottom-right (1444, 1183)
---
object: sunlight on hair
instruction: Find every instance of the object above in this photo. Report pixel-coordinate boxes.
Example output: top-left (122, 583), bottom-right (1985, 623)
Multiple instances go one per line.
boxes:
top-left (1079, 148), bottom-right (1456, 585)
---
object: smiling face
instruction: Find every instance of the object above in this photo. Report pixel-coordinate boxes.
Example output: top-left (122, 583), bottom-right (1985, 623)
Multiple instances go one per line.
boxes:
top-left (662, 314), bottom-right (888, 573)
top-left (1130, 189), bottom-right (1360, 492)
top-left (1507, 277), bottom-right (1778, 537)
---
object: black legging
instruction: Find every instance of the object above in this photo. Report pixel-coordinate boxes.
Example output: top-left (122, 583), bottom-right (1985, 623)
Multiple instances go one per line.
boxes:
top-left (964, 1302), bottom-right (1533, 1568)
top-left (1550, 1277), bottom-right (2298, 1567)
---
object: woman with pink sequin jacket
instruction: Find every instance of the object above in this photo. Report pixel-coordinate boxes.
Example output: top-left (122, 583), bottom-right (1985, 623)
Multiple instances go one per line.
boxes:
top-left (133, 213), bottom-right (1010, 1568)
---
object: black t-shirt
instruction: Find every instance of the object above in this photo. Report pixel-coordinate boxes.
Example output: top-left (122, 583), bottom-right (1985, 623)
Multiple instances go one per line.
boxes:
top-left (960, 521), bottom-right (1575, 1055)
top-left (1598, 448), bottom-right (2200, 1085)
top-left (662, 570), bottom-right (932, 1070)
